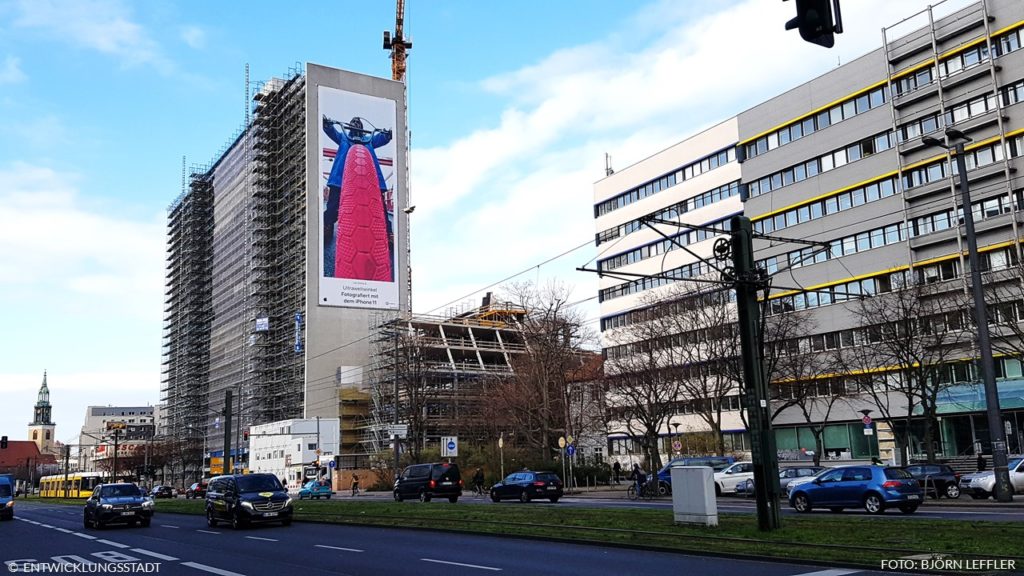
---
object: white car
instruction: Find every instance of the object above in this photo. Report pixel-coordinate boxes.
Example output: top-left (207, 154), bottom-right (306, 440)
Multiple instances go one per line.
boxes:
top-left (959, 457), bottom-right (1024, 499)
top-left (713, 462), bottom-right (755, 495)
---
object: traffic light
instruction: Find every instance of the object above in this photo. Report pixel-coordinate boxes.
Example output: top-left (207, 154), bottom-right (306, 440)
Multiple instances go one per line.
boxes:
top-left (243, 430), bottom-right (249, 442)
top-left (785, 0), bottom-right (842, 48)
top-left (0, 436), bottom-right (7, 449)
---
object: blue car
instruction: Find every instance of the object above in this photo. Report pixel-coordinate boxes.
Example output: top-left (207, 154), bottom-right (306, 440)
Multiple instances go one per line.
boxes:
top-left (298, 480), bottom-right (334, 500)
top-left (788, 465), bottom-right (923, 515)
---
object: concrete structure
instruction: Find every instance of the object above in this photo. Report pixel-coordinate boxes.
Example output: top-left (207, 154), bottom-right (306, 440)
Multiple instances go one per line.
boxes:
top-left (162, 63), bottom-right (410, 471)
top-left (597, 0), bottom-right (1024, 467)
top-left (27, 372), bottom-right (57, 457)
top-left (248, 418), bottom-right (340, 490)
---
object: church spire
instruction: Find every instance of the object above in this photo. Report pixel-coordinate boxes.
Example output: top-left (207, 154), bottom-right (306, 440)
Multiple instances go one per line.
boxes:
top-left (31, 370), bottom-right (53, 425)
top-left (38, 370), bottom-right (50, 405)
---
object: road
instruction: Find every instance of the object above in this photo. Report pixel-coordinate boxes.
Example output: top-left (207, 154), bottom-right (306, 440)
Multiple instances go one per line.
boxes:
top-left (4, 502), bottom-right (913, 576)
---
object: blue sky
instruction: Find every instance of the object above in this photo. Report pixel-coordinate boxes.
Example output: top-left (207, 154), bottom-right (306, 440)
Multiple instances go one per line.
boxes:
top-left (0, 0), bottom-right (952, 442)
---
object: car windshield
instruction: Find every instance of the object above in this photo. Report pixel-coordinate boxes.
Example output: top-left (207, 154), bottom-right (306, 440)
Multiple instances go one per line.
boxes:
top-left (1008, 458), bottom-right (1023, 470)
top-left (236, 475), bottom-right (283, 493)
top-left (101, 485), bottom-right (142, 498)
top-left (0, 485), bottom-right (11, 497)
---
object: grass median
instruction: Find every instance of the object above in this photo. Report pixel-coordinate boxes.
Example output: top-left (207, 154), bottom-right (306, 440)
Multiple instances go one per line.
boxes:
top-left (28, 496), bottom-right (1024, 568)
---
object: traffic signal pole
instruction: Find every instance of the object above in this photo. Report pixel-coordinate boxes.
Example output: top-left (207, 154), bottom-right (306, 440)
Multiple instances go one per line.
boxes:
top-left (730, 215), bottom-right (782, 531)
top-left (222, 389), bottom-right (233, 476)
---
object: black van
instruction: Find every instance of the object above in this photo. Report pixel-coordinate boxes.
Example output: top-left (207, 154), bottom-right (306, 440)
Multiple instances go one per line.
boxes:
top-left (394, 462), bottom-right (462, 503)
top-left (205, 473), bottom-right (292, 529)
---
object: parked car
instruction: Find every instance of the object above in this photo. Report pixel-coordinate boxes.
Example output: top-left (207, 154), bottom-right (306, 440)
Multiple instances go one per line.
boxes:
top-left (786, 467), bottom-right (830, 498)
top-left (150, 485), bottom-right (175, 499)
top-left (736, 466), bottom-right (824, 498)
top-left (0, 474), bottom-right (14, 520)
top-left (959, 457), bottom-right (1024, 499)
top-left (656, 456), bottom-right (735, 495)
top-left (185, 481), bottom-right (208, 499)
top-left (788, 465), bottom-right (923, 515)
top-left (902, 464), bottom-right (960, 499)
top-left (83, 483), bottom-right (154, 528)
top-left (393, 462), bottom-right (462, 503)
top-left (205, 473), bottom-right (292, 529)
top-left (490, 470), bottom-right (563, 503)
top-left (298, 480), bottom-right (334, 500)
top-left (713, 462), bottom-right (755, 495)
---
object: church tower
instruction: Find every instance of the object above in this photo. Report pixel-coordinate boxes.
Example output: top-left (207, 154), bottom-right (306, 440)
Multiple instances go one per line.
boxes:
top-left (28, 370), bottom-right (57, 455)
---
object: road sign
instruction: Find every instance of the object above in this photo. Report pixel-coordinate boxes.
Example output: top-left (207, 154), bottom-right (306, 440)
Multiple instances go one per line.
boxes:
top-left (566, 435), bottom-right (574, 445)
top-left (672, 440), bottom-right (682, 451)
top-left (315, 449), bottom-right (321, 455)
top-left (862, 415), bottom-right (872, 426)
top-left (558, 436), bottom-right (566, 448)
top-left (441, 436), bottom-right (458, 457)
top-left (498, 436), bottom-right (503, 449)
top-left (864, 428), bottom-right (874, 436)
top-left (328, 461), bottom-right (336, 469)
top-left (566, 445), bottom-right (575, 456)
top-left (389, 424), bottom-right (409, 439)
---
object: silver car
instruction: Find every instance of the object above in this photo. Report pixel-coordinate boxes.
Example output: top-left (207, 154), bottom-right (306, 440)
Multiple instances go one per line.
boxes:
top-left (737, 466), bottom-right (825, 498)
top-left (959, 457), bottom-right (1024, 499)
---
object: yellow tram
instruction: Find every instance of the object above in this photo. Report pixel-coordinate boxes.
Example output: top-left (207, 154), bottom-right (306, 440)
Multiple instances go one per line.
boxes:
top-left (38, 472), bottom-right (105, 498)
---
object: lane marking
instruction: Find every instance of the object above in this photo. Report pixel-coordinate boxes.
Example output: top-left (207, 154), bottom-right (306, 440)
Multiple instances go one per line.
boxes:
top-left (421, 558), bottom-right (502, 571)
top-left (181, 561), bottom-right (246, 576)
top-left (245, 536), bottom-right (278, 542)
top-left (315, 544), bottom-right (364, 552)
top-left (39, 524), bottom-right (54, 528)
top-left (130, 548), bottom-right (179, 561)
top-left (196, 529), bottom-right (221, 534)
top-left (96, 539), bottom-right (130, 549)
top-left (786, 565), bottom-right (860, 569)
top-left (161, 524), bottom-right (180, 528)
top-left (72, 532), bottom-right (97, 540)
top-left (55, 527), bottom-right (73, 533)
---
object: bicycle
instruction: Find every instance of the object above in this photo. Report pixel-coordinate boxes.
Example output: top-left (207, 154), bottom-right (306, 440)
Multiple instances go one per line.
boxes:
top-left (472, 483), bottom-right (487, 498)
top-left (626, 480), bottom-right (658, 501)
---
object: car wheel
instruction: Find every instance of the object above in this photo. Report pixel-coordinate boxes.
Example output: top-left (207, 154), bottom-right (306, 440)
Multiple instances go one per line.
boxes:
top-left (828, 507), bottom-right (843, 513)
top-left (658, 482), bottom-right (670, 496)
top-left (899, 504), bottom-right (919, 514)
top-left (519, 490), bottom-right (531, 503)
top-left (490, 493), bottom-right (500, 503)
top-left (393, 491), bottom-right (403, 502)
top-left (141, 518), bottom-right (151, 528)
top-left (206, 509), bottom-right (218, 528)
top-left (549, 497), bottom-right (560, 503)
top-left (791, 493), bottom-right (811, 513)
top-left (715, 484), bottom-right (722, 497)
top-left (95, 519), bottom-right (106, 530)
top-left (83, 515), bottom-right (91, 529)
top-left (449, 496), bottom-right (458, 503)
top-left (299, 493), bottom-right (305, 500)
top-left (419, 490), bottom-right (431, 503)
top-left (863, 493), bottom-right (885, 515)
top-left (231, 512), bottom-right (246, 530)
top-left (945, 483), bottom-right (960, 499)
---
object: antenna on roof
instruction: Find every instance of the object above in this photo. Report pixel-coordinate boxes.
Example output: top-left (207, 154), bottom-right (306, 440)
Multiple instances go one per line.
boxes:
top-left (605, 153), bottom-right (614, 176)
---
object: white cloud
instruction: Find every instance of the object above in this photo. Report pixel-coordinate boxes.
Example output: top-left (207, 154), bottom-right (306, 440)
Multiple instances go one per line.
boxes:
top-left (410, 0), bottom-right (938, 320)
top-left (0, 55), bottom-right (26, 84)
top-left (180, 25), bottom-right (205, 49)
top-left (0, 162), bottom-right (166, 320)
top-left (11, 0), bottom-right (172, 72)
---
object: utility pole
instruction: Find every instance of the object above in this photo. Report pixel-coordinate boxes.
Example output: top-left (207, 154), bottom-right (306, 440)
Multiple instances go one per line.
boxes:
top-left (924, 131), bottom-right (1014, 502)
top-left (316, 416), bottom-right (321, 476)
top-left (223, 389), bottom-right (233, 476)
top-left (728, 215), bottom-right (782, 530)
top-left (235, 391), bottom-right (241, 474)
top-left (112, 428), bottom-right (120, 482)
top-left (393, 321), bottom-right (400, 476)
top-left (62, 445), bottom-right (70, 498)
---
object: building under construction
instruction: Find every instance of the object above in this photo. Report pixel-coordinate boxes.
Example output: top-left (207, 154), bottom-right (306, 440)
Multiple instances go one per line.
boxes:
top-left (161, 63), bottom-right (410, 469)
top-left (360, 296), bottom-right (528, 463)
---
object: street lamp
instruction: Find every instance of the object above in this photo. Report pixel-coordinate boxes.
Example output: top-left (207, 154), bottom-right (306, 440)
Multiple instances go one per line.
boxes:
top-left (671, 422), bottom-right (681, 455)
top-left (921, 129), bottom-right (1013, 502)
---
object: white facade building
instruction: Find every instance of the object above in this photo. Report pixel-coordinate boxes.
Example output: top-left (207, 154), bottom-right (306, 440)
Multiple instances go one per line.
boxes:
top-left (77, 406), bottom-right (155, 472)
top-left (249, 418), bottom-right (340, 489)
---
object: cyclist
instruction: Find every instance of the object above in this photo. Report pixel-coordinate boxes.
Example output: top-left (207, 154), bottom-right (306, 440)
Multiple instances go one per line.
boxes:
top-left (472, 467), bottom-right (485, 497)
top-left (630, 463), bottom-right (648, 497)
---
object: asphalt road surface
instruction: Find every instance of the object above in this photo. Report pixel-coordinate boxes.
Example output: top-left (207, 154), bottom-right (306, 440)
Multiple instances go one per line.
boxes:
top-left (3, 502), bottom-right (915, 576)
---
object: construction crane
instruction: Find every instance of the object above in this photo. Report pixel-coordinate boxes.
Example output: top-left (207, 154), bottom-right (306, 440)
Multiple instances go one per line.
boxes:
top-left (383, 0), bottom-right (412, 82)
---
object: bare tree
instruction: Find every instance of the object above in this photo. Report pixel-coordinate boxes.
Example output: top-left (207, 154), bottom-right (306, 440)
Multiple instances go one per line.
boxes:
top-left (837, 279), bottom-right (968, 464)
top-left (981, 259), bottom-right (1024, 362)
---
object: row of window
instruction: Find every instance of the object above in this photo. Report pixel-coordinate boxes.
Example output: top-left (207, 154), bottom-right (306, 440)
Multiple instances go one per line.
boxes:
top-left (909, 190), bottom-right (1023, 237)
top-left (748, 131), bottom-right (894, 198)
top-left (903, 140), bottom-right (1006, 190)
top-left (595, 181), bottom-right (740, 246)
top-left (598, 260), bottom-right (714, 302)
top-left (600, 289), bottom-right (735, 332)
top-left (598, 217), bottom-right (733, 272)
top-left (895, 85), bottom-right (1003, 145)
top-left (743, 86), bottom-right (888, 160)
top-left (752, 177), bottom-right (898, 235)
top-left (767, 271), bottom-right (910, 316)
top-left (894, 65), bottom-right (934, 97)
top-left (594, 147), bottom-right (736, 217)
top-left (758, 222), bottom-right (905, 275)
top-left (939, 41), bottom-right (989, 78)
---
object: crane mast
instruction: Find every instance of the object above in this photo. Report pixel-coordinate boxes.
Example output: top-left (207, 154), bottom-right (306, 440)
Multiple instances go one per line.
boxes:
top-left (383, 0), bottom-right (412, 82)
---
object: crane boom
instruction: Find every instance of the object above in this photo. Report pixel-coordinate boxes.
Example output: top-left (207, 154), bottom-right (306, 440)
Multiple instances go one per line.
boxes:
top-left (384, 0), bottom-right (412, 82)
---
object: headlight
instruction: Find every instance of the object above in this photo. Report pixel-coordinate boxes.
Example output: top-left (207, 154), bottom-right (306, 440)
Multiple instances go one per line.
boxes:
top-left (142, 500), bottom-right (154, 509)
top-left (5, 500), bottom-right (13, 508)
top-left (101, 504), bottom-right (112, 510)
top-left (240, 501), bottom-right (254, 509)
top-left (285, 497), bottom-right (293, 508)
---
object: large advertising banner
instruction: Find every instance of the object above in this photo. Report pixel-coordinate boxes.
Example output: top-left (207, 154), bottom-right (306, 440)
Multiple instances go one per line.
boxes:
top-left (318, 85), bottom-right (399, 310)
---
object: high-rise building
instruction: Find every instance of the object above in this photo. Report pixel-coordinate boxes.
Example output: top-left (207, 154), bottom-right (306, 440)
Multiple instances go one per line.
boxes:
top-left (162, 63), bottom-right (410, 470)
top-left (598, 0), bottom-right (1024, 466)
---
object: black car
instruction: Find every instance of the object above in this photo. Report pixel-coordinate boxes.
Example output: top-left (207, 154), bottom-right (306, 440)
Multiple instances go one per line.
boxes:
top-left (394, 462), bottom-right (462, 503)
top-left (150, 485), bottom-right (175, 499)
top-left (490, 470), bottom-right (563, 503)
top-left (83, 483), bottom-right (154, 529)
top-left (205, 473), bottom-right (292, 529)
top-left (186, 481), bottom-right (208, 499)
top-left (902, 464), bottom-right (961, 499)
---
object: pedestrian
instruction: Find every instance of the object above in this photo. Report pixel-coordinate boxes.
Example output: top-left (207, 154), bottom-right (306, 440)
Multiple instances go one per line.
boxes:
top-left (612, 461), bottom-right (621, 485)
top-left (629, 463), bottom-right (647, 496)
top-left (351, 472), bottom-right (360, 497)
top-left (977, 453), bottom-right (986, 472)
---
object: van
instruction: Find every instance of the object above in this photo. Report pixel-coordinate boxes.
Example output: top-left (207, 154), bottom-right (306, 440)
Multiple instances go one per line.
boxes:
top-left (393, 462), bottom-right (462, 503)
top-left (656, 456), bottom-right (735, 494)
top-left (0, 474), bottom-right (14, 520)
top-left (205, 473), bottom-right (292, 529)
